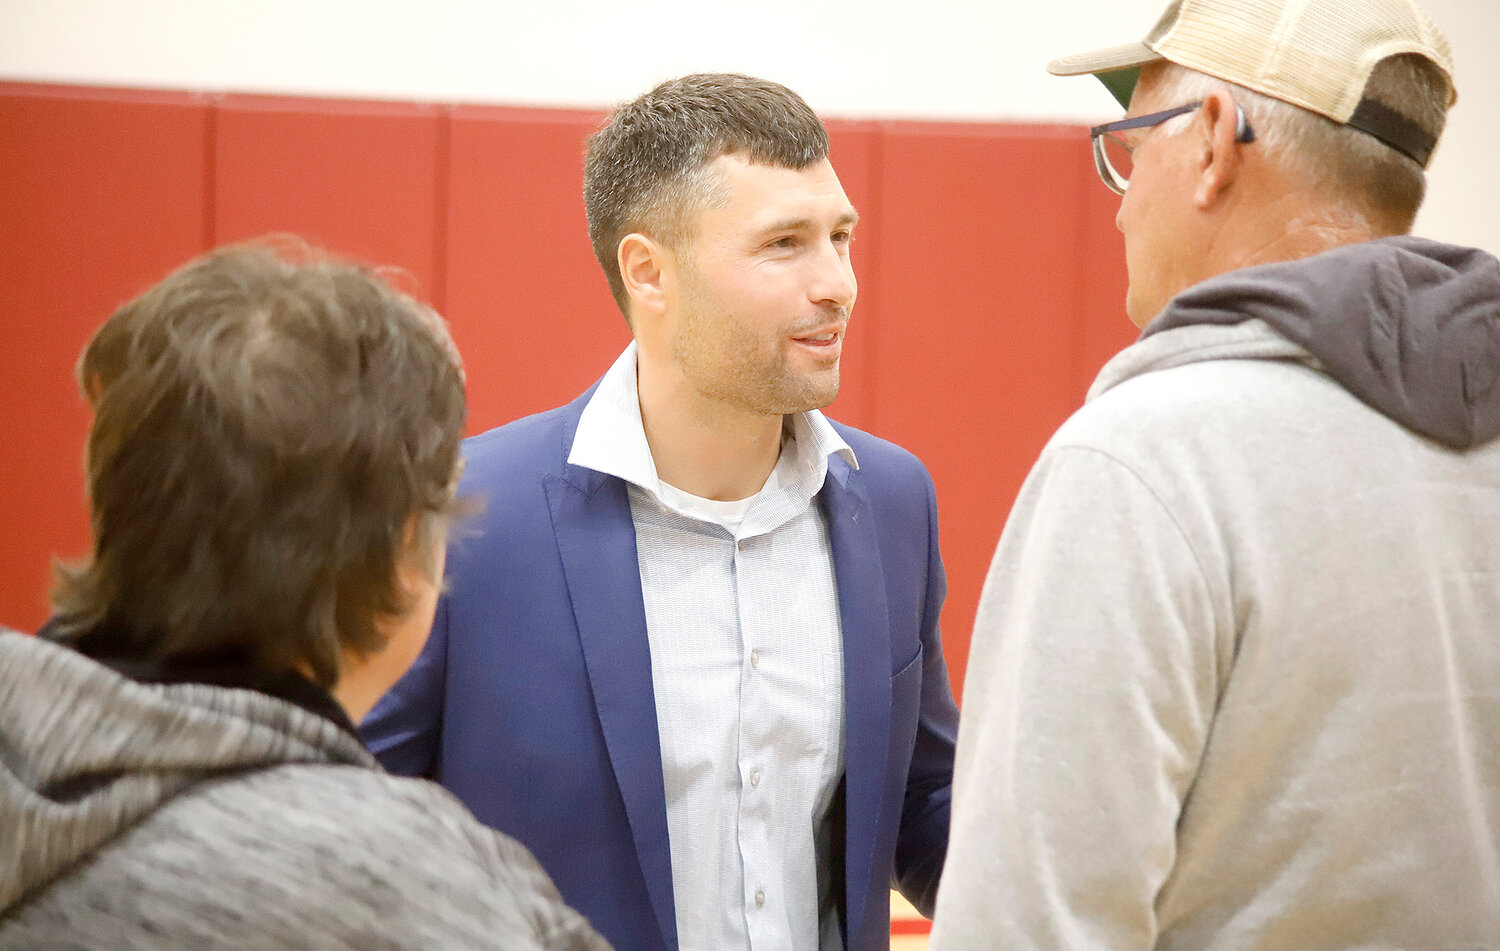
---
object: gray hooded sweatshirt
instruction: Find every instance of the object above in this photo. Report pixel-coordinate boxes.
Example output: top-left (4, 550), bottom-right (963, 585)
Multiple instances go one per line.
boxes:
top-left (932, 237), bottom-right (1500, 950)
top-left (0, 631), bottom-right (612, 951)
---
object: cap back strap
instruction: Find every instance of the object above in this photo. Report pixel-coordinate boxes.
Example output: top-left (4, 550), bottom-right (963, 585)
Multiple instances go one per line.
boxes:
top-left (1346, 97), bottom-right (1437, 167)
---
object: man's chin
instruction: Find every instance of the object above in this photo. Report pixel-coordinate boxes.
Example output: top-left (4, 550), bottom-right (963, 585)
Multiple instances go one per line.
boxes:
top-left (787, 373), bottom-right (840, 414)
top-left (729, 366), bottom-right (841, 416)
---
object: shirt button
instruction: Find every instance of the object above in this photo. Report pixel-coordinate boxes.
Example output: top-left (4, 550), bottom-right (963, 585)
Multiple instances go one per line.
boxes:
top-left (750, 768), bottom-right (761, 788)
top-left (750, 648), bottom-right (760, 669)
top-left (754, 888), bottom-right (766, 908)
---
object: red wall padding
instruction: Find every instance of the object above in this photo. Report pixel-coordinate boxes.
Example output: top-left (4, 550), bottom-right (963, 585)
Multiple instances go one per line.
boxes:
top-left (871, 123), bottom-right (1132, 684)
top-left (1, 85), bottom-right (212, 632)
top-left (444, 105), bottom-right (628, 427)
top-left (214, 95), bottom-right (448, 303)
top-left (0, 81), bottom-right (1136, 699)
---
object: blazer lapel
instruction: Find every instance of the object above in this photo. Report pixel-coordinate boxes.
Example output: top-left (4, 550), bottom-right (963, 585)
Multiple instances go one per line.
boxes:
top-left (820, 457), bottom-right (891, 940)
top-left (546, 463), bottom-right (677, 951)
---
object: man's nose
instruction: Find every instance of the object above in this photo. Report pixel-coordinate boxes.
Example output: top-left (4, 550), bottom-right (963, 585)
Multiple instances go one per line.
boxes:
top-left (810, 243), bottom-right (857, 310)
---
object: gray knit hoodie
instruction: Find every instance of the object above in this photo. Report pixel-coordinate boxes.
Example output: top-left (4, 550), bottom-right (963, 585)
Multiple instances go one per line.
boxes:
top-left (0, 631), bottom-right (611, 951)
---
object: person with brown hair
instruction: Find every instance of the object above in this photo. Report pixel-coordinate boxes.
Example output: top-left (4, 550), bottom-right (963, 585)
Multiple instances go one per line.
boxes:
top-left (932, 0), bottom-right (1500, 948)
top-left (361, 73), bottom-right (959, 951)
top-left (0, 243), bottom-right (609, 951)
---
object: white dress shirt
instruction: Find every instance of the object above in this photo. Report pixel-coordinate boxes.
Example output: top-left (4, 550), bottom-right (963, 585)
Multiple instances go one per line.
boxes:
top-left (569, 343), bottom-right (855, 951)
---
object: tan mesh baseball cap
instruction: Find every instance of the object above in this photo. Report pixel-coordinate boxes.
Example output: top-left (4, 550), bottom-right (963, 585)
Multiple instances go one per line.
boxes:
top-left (1048, 0), bottom-right (1456, 166)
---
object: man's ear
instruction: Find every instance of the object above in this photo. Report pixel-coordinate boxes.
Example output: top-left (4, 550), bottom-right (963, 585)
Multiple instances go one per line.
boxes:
top-left (1193, 88), bottom-right (1246, 210)
top-left (619, 233), bottom-right (670, 320)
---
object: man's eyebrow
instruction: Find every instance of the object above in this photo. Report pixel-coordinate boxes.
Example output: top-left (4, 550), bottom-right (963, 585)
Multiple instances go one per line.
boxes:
top-left (759, 209), bottom-right (861, 234)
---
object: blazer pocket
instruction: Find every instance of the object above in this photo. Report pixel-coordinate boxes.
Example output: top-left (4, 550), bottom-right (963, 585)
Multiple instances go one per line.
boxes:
top-left (891, 643), bottom-right (924, 721)
top-left (892, 642), bottom-right (924, 682)
top-left (888, 642), bottom-right (926, 775)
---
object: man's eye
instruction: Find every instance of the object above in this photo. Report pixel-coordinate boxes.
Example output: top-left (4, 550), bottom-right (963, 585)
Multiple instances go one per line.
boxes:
top-left (832, 230), bottom-right (853, 245)
top-left (770, 236), bottom-right (797, 249)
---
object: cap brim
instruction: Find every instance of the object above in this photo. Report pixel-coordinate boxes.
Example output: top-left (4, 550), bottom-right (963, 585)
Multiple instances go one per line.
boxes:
top-left (1046, 40), bottom-right (1160, 78)
top-left (1047, 40), bottom-right (1162, 108)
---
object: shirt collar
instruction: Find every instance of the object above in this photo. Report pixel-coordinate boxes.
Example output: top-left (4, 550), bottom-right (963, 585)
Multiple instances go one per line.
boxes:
top-left (568, 342), bottom-right (859, 504)
top-left (568, 341), bottom-right (661, 490)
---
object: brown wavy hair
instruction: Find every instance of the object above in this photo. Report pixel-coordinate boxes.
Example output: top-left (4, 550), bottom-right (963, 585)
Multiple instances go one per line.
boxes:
top-left (51, 240), bottom-right (467, 687)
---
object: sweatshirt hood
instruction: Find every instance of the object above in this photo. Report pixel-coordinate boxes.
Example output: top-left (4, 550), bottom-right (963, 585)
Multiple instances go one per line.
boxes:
top-left (0, 631), bottom-right (375, 915)
top-left (1122, 237), bottom-right (1500, 450)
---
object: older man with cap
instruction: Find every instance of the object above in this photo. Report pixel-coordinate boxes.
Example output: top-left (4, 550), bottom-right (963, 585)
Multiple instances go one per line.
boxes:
top-left (931, 0), bottom-right (1500, 948)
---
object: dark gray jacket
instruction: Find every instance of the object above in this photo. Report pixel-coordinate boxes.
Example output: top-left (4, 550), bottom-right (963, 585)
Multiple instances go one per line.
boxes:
top-left (0, 631), bottom-right (611, 951)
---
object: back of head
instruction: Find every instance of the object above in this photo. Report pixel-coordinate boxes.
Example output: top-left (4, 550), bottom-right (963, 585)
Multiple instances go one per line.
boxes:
top-left (52, 242), bottom-right (467, 686)
top-left (584, 72), bottom-right (831, 316)
top-left (1051, 0), bottom-right (1457, 232)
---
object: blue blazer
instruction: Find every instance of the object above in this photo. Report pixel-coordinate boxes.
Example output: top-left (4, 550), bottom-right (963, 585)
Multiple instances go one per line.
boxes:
top-left (362, 386), bottom-right (958, 951)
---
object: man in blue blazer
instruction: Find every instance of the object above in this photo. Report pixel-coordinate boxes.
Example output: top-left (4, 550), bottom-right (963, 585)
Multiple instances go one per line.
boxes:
top-left (362, 73), bottom-right (958, 951)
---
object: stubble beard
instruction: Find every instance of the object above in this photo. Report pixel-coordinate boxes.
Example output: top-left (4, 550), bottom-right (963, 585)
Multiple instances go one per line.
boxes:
top-left (672, 299), bottom-right (842, 417)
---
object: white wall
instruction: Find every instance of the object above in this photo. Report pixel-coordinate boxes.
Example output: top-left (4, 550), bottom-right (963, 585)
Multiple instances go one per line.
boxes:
top-left (2, 0), bottom-right (1494, 253)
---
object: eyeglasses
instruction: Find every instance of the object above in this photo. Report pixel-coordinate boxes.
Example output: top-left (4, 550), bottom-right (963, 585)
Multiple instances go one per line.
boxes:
top-left (1089, 100), bottom-right (1256, 196)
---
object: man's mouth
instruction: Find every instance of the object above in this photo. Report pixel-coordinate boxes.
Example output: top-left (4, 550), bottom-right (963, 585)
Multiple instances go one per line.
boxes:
top-left (793, 331), bottom-right (841, 346)
top-left (789, 328), bottom-right (844, 363)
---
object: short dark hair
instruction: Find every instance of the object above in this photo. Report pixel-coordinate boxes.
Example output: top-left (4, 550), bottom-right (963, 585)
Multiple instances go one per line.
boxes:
top-left (51, 241), bottom-right (467, 687)
top-left (583, 72), bottom-right (831, 316)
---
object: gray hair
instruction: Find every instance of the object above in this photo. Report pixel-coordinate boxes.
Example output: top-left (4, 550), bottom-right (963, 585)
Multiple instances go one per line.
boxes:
top-left (1153, 54), bottom-right (1452, 232)
top-left (583, 73), bottom-right (830, 319)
